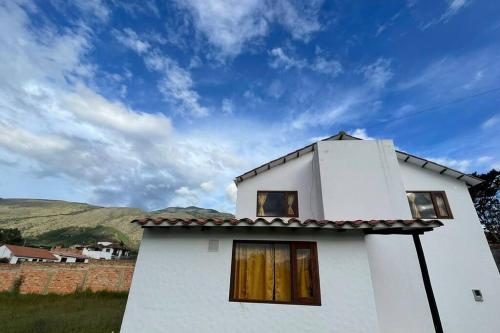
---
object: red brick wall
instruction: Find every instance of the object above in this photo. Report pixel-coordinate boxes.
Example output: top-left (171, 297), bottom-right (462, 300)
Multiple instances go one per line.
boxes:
top-left (0, 260), bottom-right (135, 294)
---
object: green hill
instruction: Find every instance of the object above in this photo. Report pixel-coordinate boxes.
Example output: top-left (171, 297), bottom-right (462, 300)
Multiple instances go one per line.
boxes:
top-left (0, 198), bottom-right (233, 249)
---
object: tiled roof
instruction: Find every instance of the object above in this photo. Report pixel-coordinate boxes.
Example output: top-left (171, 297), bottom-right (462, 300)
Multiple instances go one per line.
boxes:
top-left (5, 244), bottom-right (58, 260)
top-left (50, 249), bottom-right (89, 260)
top-left (132, 217), bottom-right (443, 230)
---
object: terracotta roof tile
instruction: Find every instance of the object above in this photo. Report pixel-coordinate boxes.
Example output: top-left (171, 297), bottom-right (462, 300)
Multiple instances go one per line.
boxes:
top-left (131, 217), bottom-right (442, 230)
top-left (5, 244), bottom-right (57, 260)
top-left (50, 249), bottom-right (89, 260)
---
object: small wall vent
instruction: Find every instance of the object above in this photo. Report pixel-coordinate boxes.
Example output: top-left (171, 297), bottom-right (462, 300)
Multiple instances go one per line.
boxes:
top-left (472, 289), bottom-right (483, 302)
top-left (208, 239), bottom-right (219, 252)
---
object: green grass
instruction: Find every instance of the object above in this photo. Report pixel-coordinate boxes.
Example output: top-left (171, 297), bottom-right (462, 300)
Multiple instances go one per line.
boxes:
top-left (0, 291), bottom-right (128, 333)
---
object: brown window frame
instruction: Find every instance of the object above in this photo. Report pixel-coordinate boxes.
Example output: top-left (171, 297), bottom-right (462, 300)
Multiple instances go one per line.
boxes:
top-left (229, 240), bottom-right (321, 306)
top-left (406, 191), bottom-right (453, 219)
top-left (256, 191), bottom-right (299, 218)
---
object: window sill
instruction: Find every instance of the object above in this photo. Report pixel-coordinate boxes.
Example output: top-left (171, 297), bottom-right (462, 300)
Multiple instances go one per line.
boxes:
top-left (229, 299), bottom-right (321, 306)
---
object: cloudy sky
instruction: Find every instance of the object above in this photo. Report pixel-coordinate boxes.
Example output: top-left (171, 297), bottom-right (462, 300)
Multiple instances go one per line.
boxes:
top-left (0, 0), bottom-right (499, 212)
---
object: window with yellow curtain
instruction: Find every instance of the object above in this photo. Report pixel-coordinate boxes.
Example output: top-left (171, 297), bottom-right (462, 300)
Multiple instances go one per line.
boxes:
top-left (256, 191), bottom-right (298, 217)
top-left (230, 241), bottom-right (320, 305)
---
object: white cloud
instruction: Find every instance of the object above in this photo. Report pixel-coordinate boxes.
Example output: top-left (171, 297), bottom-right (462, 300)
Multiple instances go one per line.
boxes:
top-left (113, 28), bottom-right (151, 54)
top-left (221, 98), bottom-right (234, 115)
top-left (269, 47), bottom-right (342, 77)
top-left (267, 80), bottom-right (286, 99)
top-left (427, 157), bottom-right (471, 172)
top-left (421, 0), bottom-right (471, 29)
top-left (289, 93), bottom-right (357, 130)
top-left (175, 0), bottom-right (324, 57)
top-left (200, 181), bottom-right (215, 192)
top-left (225, 182), bottom-right (237, 204)
top-left (74, 0), bottom-right (110, 23)
top-left (477, 156), bottom-right (493, 164)
top-left (375, 11), bottom-right (401, 37)
top-left (269, 47), bottom-right (307, 70)
top-left (426, 155), bottom-right (500, 173)
top-left (311, 57), bottom-right (343, 76)
top-left (115, 29), bottom-right (209, 117)
top-left (350, 128), bottom-right (375, 140)
top-left (0, 2), bottom-right (254, 210)
top-left (482, 115), bottom-right (499, 130)
top-left (358, 58), bottom-right (393, 89)
top-left (397, 47), bottom-right (500, 98)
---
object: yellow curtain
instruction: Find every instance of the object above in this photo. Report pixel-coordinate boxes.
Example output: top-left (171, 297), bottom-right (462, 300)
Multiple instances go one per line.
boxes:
top-left (434, 194), bottom-right (448, 217)
top-left (296, 248), bottom-right (312, 298)
top-left (287, 193), bottom-right (295, 215)
top-left (407, 193), bottom-right (421, 218)
top-left (274, 244), bottom-right (291, 302)
top-left (257, 193), bottom-right (267, 216)
top-left (233, 243), bottom-right (291, 302)
top-left (233, 244), bottom-right (274, 301)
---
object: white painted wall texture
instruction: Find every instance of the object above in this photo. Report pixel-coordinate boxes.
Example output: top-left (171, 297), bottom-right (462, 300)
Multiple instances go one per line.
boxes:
top-left (316, 140), bottom-right (410, 220)
top-left (400, 162), bottom-right (500, 333)
top-left (121, 228), bottom-right (380, 333)
top-left (236, 152), bottom-right (324, 220)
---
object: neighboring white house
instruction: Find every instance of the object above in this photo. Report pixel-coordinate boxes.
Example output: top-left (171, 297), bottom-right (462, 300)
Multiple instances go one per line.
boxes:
top-left (0, 244), bottom-right (58, 264)
top-left (50, 247), bottom-right (89, 263)
top-left (121, 132), bottom-right (500, 333)
top-left (72, 242), bottom-right (130, 260)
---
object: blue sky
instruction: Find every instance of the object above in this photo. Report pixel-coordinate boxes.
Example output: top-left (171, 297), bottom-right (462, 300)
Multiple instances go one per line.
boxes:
top-left (0, 0), bottom-right (499, 212)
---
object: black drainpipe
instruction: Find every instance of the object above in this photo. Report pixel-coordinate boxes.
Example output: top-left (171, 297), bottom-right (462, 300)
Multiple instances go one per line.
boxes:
top-left (413, 233), bottom-right (444, 333)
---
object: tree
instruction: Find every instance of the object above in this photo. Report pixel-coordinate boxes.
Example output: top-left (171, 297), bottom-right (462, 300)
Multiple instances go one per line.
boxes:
top-left (469, 169), bottom-right (500, 242)
top-left (0, 228), bottom-right (24, 245)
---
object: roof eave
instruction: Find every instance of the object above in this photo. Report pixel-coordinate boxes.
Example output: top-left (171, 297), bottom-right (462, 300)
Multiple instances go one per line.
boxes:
top-left (234, 131), bottom-right (484, 187)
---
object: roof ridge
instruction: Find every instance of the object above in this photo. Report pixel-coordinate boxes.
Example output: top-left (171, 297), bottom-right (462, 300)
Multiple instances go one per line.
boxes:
top-left (233, 131), bottom-right (483, 187)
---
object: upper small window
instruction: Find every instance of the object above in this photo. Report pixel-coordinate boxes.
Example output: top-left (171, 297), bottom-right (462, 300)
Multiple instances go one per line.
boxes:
top-left (406, 191), bottom-right (453, 219)
top-left (256, 191), bottom-right (298, 217)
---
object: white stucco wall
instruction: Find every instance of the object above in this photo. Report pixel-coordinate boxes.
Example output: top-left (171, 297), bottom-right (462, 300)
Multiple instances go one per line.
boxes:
top-left (121, 228), bottom-right (380, 333)
top-left (236, 140), bottom-right (410, 221)
top-left (400, 161), bottom-right (500, 333)
top-left (82, 248), bottom-right (112, 260)
top-left (236, 152), bottom-right (323, 220)
top-left (366, 161), bottom-right (500, 333)
top-left (317, 140), bottom-right (410, 220)
top-left (0, 245), bottom-right (12, 259)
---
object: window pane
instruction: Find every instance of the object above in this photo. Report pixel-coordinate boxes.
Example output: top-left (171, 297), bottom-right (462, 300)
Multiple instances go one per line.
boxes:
top-left (433, 193), bottom-right (450, 217)
top-left (232, 243), bottom-right (291, 302)
top-left (258, 192), bottom-right (285, 216)
top-left (407, 192), bottom-right (437, 219)
top-left (295, 248), bottom-right (313, 299)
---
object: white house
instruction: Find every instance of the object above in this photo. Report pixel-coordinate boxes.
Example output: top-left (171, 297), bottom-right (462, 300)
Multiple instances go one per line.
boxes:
top-left (72, 242), bottom-right (129, 260)
top-left (121, 132), bottom-right (500, 333)
top-left (0, 244), bottom-right (58, 264)
top-left (50, 247), bottom-right (89, 263)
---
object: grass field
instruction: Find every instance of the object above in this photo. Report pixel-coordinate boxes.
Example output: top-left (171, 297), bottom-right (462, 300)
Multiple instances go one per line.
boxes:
top-left (0, 292), bottom-right (128, 333)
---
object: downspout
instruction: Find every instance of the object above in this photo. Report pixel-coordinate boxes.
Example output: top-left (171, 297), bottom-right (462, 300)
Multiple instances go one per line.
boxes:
top-left (412, 233), bottom-right (444, 333)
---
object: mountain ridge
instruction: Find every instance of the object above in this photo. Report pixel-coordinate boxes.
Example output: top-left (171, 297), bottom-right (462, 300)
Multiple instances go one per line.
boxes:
top-left (0, 198), bottom-right (233, 249)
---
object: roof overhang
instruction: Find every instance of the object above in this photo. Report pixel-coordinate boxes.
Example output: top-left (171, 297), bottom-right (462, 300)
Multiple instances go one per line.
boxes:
top-left (132, 217), bottom-right (443, 233)
top-left (234, 131), bottom-right (483, 187)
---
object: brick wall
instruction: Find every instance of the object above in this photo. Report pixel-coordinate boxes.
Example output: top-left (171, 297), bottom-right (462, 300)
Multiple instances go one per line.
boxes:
top-left (0, 260), bottom-right (135, 294)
